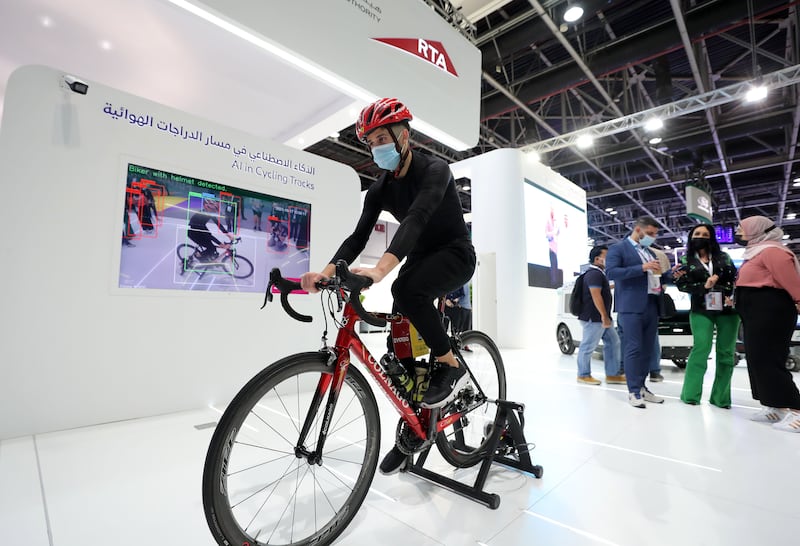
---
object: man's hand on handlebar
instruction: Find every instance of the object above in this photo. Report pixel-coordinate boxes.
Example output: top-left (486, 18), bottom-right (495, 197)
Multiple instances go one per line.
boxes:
top-left (300, 272), bottom-right (328, 293)
top-left (350, 266), bottom-right (386, 285)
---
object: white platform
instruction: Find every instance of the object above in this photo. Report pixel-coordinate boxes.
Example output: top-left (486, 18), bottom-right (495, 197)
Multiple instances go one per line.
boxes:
top-left (2, 333), bottom-right (798, 546)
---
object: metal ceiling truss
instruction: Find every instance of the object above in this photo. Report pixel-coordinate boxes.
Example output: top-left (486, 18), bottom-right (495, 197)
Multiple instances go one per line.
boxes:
top-left (521, 63), bottom-right (800, 155)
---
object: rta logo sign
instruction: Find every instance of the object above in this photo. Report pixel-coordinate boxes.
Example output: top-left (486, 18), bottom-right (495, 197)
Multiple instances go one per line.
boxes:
top-left (373, 38), bottom-right (459, 77)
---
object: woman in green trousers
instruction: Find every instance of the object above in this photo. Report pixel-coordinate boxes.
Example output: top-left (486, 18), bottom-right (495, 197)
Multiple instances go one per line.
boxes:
top-left (674, 224), bottom-right (740, 408)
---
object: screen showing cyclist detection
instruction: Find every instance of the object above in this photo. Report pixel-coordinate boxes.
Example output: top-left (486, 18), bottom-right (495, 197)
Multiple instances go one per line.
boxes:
top-left (118, 163), bottom-right (311, 292)
top-left (523, 178), bottom-right (588, 289)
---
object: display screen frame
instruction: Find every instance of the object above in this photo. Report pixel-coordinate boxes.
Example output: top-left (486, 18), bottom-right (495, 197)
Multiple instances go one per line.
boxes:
top-left (118, 162), bottom-right (311, 292)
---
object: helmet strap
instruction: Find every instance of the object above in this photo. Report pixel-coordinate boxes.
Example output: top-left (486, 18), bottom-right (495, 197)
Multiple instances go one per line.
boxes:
top-left (390, 126), bottom-right (411, 177)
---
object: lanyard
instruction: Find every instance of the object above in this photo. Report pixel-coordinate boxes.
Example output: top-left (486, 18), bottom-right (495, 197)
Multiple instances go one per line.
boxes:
top-left (696, 253), bottom-right (714, 277)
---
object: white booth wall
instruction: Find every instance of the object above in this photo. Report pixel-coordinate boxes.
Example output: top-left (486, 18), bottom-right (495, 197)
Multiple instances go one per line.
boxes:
top-left (0, 66), bottom-right (361, 439)
top-left (451, 149), bottom-right (587, 350)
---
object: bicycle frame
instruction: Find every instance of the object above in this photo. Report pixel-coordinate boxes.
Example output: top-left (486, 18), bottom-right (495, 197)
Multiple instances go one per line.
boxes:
top-left (296, 300), bottom-right (467, 461)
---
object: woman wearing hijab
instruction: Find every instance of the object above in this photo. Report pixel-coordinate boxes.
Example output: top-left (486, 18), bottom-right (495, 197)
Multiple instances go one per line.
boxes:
top-left (674, 224), bottom-right (739, 408)
top-left (735, 216), bottom-right (800, 432)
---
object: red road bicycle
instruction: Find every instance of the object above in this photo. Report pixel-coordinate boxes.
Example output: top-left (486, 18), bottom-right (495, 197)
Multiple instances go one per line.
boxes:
top-left (202, 261), bottom-right (515, 546)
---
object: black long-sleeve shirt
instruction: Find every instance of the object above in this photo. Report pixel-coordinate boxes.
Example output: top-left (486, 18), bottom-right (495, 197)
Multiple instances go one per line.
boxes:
top-left (331, 151), bottom-right (470, 264)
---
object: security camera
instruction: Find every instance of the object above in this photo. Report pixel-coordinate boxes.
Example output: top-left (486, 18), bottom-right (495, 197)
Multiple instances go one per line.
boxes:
top-left (64, 75), bottom-right (89, 95)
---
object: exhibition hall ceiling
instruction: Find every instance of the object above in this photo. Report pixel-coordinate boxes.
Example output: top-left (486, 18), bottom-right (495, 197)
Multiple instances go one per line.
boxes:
top-left (310, 0), bottom-right (800, 250)
top-left (1, 0), bottom-right (798, 250)
top-left (0, 0), bottom-right (352, 151)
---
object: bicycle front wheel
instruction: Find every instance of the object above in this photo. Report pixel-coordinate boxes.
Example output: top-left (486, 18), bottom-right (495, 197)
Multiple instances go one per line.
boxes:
top-left (203, 351), bottom-right (380, 546)
top-left (221, 253), bottom-right (254, 279)
top-left (435, 330), bottom-right (507, 468)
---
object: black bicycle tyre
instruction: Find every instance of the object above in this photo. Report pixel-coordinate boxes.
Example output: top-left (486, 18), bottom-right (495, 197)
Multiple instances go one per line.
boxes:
top-left (435, 330), bottom-right (507, 468)
top-left (202, 352), bottom-right (380, 546)
top-left (176, 243), bottom-right (197, 274)
top-left (221, 253), bottom-right (254, 279)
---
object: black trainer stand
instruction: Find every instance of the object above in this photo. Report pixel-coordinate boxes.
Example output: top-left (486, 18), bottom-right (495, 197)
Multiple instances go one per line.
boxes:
top-left (406, 400), bottom-right (543, 510)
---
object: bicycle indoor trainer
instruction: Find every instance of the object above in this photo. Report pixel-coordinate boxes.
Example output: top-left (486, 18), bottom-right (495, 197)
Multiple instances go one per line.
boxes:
top-left (407, 399), bottom-right (543, 510)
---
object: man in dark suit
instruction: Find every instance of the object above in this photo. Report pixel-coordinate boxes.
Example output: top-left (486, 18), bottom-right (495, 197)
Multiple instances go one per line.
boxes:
top-left (606, 216), bottom-right (667, 408)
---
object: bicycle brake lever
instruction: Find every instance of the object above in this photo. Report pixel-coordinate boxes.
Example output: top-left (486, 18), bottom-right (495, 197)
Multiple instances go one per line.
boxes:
top-left (260, 281), bottom-right (274, 309)
top-left (335, 287), bottom-right (345, 312)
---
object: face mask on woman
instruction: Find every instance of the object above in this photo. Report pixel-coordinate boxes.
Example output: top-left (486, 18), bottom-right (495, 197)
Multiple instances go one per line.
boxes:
top-left (691, 237), bottom-right (711, 252)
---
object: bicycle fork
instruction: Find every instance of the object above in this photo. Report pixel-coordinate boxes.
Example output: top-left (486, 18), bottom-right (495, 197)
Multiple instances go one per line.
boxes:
top-left (294, 351), bottom-right (346, 465)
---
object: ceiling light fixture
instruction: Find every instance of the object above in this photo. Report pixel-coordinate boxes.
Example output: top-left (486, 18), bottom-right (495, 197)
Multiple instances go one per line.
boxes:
top-left (783, 234), bottom-right (791, 240)
top-left (745, 85), bottom-right (768, 102)
top-left (644, 118), bottom-right (663, 132)
top-left (575, 134), bottom-right (593, 149)
top-left (609, 210), bottom-right (618, 215)
top-left (787, 213), bottom-right (797, 220)
top-left (40, 16), bottom-right (53, 28)
top-left (605, 207), bottom-right (614, 212)
top-left (99, 40), bottom-right (113, 51)
top-left (793, 179), bottom-right (800, 187)
top-left (461, 184), bottom-right (471, 192)
top-left (563, 5), bottom-right (584, 23)
top-left (648, 136), bottom-right (663, 145)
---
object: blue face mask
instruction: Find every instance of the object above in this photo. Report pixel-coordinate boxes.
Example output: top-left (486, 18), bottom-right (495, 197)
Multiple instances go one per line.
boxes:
top-left (371, 143), bottom-right (401, 171)
top-left (640, 234), bottom-right (656, 247)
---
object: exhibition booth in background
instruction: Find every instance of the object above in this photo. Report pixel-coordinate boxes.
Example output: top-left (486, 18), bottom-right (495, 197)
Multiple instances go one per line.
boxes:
top-left (0, 0), bottom-right (589, 441)
top-left (0, 0), bottom-right (482, 440)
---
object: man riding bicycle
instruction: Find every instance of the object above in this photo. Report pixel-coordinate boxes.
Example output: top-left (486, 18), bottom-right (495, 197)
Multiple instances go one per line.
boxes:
top-left (300, 98), bottom-right (476, 474)
top-left (188, 197), bottom-right (235, 261)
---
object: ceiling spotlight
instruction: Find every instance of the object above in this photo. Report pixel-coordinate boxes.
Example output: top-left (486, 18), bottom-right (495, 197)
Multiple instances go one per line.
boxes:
top-left (664, 245), bottom-right (672, 250)
top-left (783, 234), bottom-right (791, 240)
top-left (745, 85), bottom-right (768, 102)
top-left (605, 207), bottom-right (614, 212)
top-left (461, 184), bottom-right (471, 192)
top-left (576, 134), bottom-right (594, 149)
top-left (40, 16), bottom-right (54, 28)
top-left (793, 179), bottom-right (800, 188)
top-left (99, 40), bottom-right (113, 51)
top-left (644, 118), bottom-right (663, 132)
top-left (787, 213), bottom-right (797, 220)
top-left (649, 136), bottom-right (663, 145)
top-left (564, 5), bottom-right (584, 23)
top-left (609, 210), bottom-right (619, 215)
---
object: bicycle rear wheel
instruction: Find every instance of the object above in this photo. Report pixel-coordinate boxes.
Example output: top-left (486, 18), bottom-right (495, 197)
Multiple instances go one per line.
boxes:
top-left (221, 253), bottom-right (254, 279)
top-left (203, 351), bottom-right (380, 546)
top-left (176, 243), bottom-right (197, 275)
top-left (435, 330), bottom-right (506, 468)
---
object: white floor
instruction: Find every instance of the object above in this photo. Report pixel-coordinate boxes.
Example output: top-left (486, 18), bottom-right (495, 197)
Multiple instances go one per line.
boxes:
top-left (2, 334), bottom-right (799, 546)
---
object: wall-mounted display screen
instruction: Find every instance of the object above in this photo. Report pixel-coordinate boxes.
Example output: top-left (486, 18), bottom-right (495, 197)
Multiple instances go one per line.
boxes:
top-left (119, 163), bottom-right (310, 291)
top-left (715, 225), bottom-right (734, 244)
top-left (523, 178), bottom-right (588, 289)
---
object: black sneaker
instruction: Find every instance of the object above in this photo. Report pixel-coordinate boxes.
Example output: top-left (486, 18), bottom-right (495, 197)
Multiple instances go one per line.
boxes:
top-left (378, 446), bottom-right (409, 475)
top-left (421, 364), bottom-right (469, 408)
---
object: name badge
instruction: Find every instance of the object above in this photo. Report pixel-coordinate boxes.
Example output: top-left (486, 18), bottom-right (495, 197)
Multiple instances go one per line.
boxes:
top-left (705, 291), bottom-right (723, 311)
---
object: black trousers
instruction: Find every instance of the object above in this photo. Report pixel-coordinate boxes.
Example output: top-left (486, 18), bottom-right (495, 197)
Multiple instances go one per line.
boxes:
top-left (391, 242), bottom-right (476, 358)
top-left (736, 286), bottom-right (800, 409)
top-left (188, 229), bottom-right (219, 257)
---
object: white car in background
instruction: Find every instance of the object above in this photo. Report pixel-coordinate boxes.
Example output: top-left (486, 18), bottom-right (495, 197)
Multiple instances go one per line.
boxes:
top-left (555, 281), bottom-right (694, 369)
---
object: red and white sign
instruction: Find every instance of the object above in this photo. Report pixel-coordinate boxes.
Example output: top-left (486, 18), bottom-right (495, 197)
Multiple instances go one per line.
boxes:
top-left (372, 38), bottom-right (459, 77)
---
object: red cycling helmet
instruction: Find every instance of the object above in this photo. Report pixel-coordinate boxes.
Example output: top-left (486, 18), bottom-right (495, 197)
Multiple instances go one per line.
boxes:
top-left (355, 98), bottom-right (413, 142)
